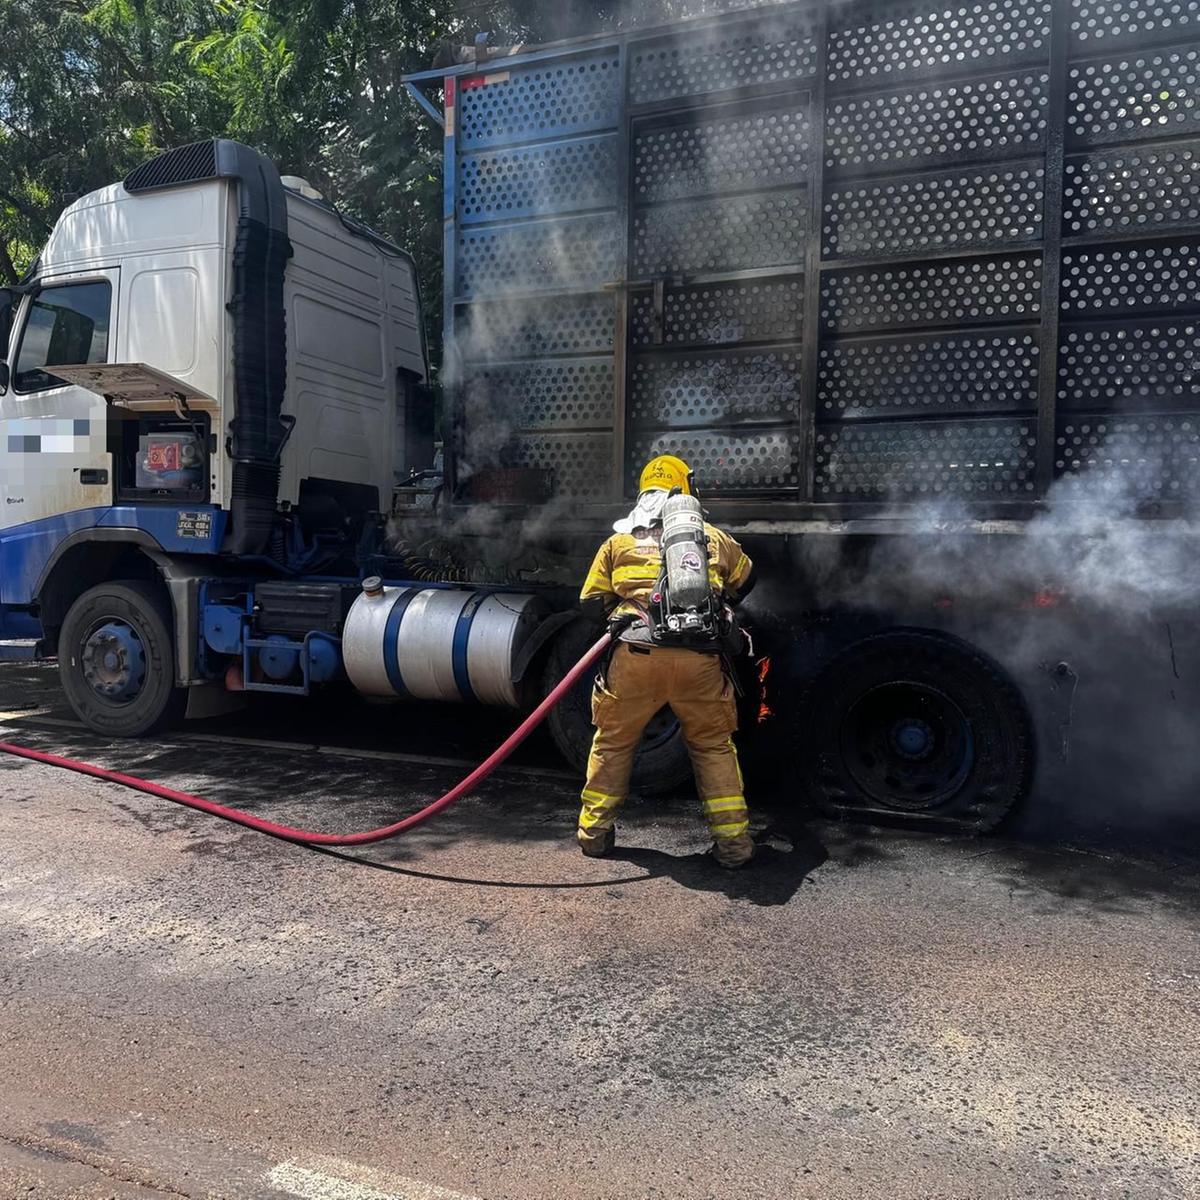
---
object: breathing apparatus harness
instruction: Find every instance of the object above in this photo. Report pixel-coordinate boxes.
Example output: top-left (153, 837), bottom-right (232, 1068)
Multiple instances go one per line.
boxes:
top-left (602, 487), bottom-right (745, 674)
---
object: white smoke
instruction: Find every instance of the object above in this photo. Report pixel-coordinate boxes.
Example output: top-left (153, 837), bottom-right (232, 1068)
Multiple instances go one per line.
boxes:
top-left (784, 433), bottom-right (1200, 621)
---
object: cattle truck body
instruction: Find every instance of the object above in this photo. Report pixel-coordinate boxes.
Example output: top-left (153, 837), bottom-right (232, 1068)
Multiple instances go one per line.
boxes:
top-left (403, 0), bottom-right (1200, 833)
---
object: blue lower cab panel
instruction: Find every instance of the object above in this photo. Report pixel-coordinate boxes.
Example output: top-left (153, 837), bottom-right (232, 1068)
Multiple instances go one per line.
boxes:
top-left (0, 505), bottom-right (227, 606)
top-left (0, 606), bottom-right (43, 641)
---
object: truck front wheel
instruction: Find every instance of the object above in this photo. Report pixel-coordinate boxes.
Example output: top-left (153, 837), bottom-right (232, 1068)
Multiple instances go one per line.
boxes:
top-left (58, 581), bottom-right (186, 737)
top-left (795, 629), bottom-right (1033, 833)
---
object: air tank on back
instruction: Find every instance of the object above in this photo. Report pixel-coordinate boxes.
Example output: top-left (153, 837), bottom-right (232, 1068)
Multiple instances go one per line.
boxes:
top-left (661, 491), bottom-right (711, 612)
top-left (342, 579), bottom-right (546, 708)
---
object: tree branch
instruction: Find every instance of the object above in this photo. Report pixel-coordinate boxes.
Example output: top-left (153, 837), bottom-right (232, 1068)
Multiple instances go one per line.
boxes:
top-left (0, 186), bottom-right (45, 227)
top-left (0, 238), bottom-right (19, 286)
top-left (57, 0), bottom-right (179, 145)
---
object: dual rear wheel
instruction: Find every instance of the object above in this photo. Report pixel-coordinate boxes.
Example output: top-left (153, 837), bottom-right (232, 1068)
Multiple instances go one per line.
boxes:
top-left (794, 630), bottom-right (1033, 832)
top-left (543, 623), bottom-right (1033, 833)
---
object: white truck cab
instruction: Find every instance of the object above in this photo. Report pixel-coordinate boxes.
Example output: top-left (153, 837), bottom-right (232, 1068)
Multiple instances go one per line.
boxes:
top-left (0, 141), bottom-right (559, 760)
top-left (1, 139), bottom-right (426, 545)
top-left (0, 139), bottom-right (429, 666)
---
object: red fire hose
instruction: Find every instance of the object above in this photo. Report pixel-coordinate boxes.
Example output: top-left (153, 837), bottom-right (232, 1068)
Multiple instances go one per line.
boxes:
top-left (0, 631), bottom-right (611, 847)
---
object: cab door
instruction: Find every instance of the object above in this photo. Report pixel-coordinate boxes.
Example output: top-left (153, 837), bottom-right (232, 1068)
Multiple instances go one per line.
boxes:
top-left (0, 268), bottom-right (119, 534)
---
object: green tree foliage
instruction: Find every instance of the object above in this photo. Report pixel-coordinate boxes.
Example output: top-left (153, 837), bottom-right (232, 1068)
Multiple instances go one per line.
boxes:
top-left (0, 0), bottom-right (227, 281)
top-left (0, 0), bottom-right (455, 356)
top-left (181, 1), bottom-right (297, 139)
top-left (0, 0), bottom-right (691, 358)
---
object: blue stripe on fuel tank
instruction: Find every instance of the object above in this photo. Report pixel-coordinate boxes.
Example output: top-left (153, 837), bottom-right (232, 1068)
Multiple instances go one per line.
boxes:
top-left (451, 591), bottom-right (485, 703)
top-left (383, 588), bottom-right (420, 697)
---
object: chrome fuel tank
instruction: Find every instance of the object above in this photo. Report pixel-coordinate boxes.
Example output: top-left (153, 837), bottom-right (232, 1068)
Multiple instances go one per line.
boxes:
top-left (342, 583), bottom-right (546, 708)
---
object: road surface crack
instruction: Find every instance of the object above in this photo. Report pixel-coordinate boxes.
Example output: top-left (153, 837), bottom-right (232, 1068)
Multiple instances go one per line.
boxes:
top-left (0, 1128), bottom-right (191, 1198)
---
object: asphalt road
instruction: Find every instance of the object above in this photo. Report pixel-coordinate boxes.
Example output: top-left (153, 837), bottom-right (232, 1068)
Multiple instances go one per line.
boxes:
top-left (1, 661), bottom-right (1198, 1199)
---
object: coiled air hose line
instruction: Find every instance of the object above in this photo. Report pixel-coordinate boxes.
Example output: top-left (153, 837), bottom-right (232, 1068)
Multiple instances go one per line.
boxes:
top-left (0, 631), bottom-right (611, 847)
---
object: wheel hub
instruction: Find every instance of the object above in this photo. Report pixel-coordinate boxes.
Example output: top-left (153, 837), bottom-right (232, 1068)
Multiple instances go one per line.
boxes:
top-left (840, 680), bottom-right (974, 811)
top-left (890, 718), bottom-right (934, 759)
top-left (81, 621), bottom-right (147, 702)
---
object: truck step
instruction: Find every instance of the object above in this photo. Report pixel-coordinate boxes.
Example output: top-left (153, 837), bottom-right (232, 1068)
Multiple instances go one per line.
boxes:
top-left (0, 641), bottom-right (39, 662)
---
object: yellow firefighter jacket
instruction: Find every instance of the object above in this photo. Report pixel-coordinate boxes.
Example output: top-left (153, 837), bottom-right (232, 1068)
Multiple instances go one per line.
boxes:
top-left (581, 523), bottom-right (753, 623)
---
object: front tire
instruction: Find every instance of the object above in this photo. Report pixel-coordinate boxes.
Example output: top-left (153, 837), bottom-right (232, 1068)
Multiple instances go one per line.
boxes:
top-left (795, 629), bottom-right (1033, 832)
top-left (58, 580), bottom-right (186, 737)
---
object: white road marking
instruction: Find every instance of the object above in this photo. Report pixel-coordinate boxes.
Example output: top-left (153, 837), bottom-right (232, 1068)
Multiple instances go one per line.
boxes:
top-left (266, 1157), bottom-right (481, 1200)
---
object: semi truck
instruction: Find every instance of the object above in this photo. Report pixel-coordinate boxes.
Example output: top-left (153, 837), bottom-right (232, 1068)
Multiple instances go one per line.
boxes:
top-left (2, 0), bottom-right (1198, 835)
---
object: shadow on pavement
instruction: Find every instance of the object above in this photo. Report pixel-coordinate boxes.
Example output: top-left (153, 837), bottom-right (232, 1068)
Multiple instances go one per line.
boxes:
top-left (608, 824), bottom-right (828, 907)
top-left (309, 844), bottom-right (657, 890)
top-left (308, 823), bottom-right (829, 906)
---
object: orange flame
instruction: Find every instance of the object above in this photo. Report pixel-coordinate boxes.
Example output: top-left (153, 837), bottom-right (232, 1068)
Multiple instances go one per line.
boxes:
top-left (757, 657), bottom-right (773, 724)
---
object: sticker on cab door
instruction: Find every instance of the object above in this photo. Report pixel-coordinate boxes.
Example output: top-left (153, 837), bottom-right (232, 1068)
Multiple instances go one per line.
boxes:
top-left (176, 511), bottom-right (213, 540)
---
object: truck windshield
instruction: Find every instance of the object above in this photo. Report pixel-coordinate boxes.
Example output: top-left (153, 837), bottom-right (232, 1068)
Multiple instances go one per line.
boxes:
top-left (14, 280), bottom-right (111, 393)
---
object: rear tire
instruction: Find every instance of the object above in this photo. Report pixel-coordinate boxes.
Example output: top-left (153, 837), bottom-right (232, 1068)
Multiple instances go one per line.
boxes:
top-left (542, 619), bottom-right (693, 796)
top-left (795, 629), bottom-right (1033, 833)
top-left (58, 580), bottom-right (185, 737)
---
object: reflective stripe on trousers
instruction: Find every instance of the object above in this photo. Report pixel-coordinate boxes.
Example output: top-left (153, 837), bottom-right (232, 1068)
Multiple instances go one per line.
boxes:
top-left (577, 643), bottom-right (749, 847)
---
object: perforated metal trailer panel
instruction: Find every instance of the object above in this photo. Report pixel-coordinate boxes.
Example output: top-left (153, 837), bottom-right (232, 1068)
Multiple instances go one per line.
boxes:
top-left (439, 0), bottom-right (1200, 509)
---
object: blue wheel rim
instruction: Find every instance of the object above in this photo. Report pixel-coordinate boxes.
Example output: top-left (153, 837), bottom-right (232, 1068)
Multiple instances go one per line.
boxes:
top-left (80, 620), bottom-right (147, 704)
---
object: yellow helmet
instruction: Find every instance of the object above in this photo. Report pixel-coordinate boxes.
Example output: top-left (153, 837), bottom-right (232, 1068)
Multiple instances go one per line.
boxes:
top-left (638, 454), bottom-right (693, 495)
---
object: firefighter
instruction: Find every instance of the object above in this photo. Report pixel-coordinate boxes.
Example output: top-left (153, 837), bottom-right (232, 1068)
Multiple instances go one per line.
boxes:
top-left (576, 455), bottom-right (757, 868)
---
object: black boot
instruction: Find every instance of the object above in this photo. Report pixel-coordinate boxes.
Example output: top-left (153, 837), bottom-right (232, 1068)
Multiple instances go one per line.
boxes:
top-left (579, 827), bottom-right (615, 858)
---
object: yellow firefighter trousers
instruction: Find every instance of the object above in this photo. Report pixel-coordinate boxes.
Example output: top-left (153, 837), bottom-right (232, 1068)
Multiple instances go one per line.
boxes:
top-left (578, 643), bottom-right (753, 865)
